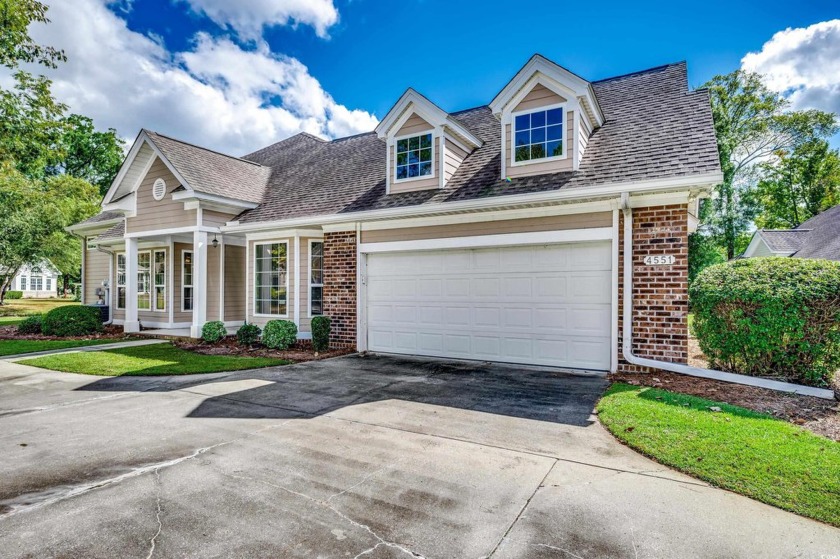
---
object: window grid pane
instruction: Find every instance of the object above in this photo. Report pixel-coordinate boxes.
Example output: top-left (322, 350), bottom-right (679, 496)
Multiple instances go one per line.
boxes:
top-left (153, 250), bottom-right (166, 312)
top-left (396, 133), bottom-right (433, 180)
top-left (310, 241), bottom-right (324, 316)
top-left (183, 252), bottom-right (193, 311)
top-left (514, 108), bottom-right (563, 162)
top-left (138, 252), bottom-right (151, 311)
top-left (255, 243), bottom-right (288, 315)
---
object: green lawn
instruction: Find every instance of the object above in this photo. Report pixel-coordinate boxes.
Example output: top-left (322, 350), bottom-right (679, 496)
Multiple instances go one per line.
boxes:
top-left (0, 299), bottom-right (78, 318)
top-left (19, 343), bottom-right (291, 375)
top-left (0, 316), bottom-right (24, 327)
top-left (597, 384), bottom-right (840, 527)
top-left (0, 338), bottom-right (120, 357)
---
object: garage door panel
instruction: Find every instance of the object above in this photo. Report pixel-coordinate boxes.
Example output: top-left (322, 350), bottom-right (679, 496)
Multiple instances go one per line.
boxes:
top-left (366, 241), bottom-right (612, 370)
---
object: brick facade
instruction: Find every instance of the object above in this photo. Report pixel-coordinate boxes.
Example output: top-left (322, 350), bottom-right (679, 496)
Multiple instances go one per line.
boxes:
top-left (323, 231), bottom-right (357, 348)
top-left (618, 204), bottom-right (690, 373)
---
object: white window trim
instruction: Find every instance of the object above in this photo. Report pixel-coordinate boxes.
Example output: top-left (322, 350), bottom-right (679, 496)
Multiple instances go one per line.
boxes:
top-left (308, 239), bottom-right (324, 318)
top-left (181, 250), bottom-right (194, 312)
top-left (116, 253), bottom-right (126, 310)
top-left (137, 250), bottom-right (152, 312)
top-left (152, 249), bottom-right (166, 313)
top-left (393, 131), bottom-right (436, 184)
top-left (253, 240), bottom-right (290, 318)
top-left (509, 102), bottom-right (567, 167)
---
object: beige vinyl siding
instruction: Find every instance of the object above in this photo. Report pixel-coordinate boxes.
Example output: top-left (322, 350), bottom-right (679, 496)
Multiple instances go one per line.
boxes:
top-left (113, 143), bottom-right (154, 202)
top-left (84, 244), bottom-right (110, 304)
top-left (512, 83), bottom-right (567, 112)
top-left (203, 210), bottom-right (236, 228)
top-left (137, 246), bottom-right (169, 323)
top-left (505, 110), bottom-right (575, 178)
top-left (396, 113), bottom-right (433, 136)
top-left (173, 242), bottom-right (193, 323)
top-left (444, 141), bottom-right (469, 184)
top-left (126, 158), bottom-right (196, 234)
top-left (389, 137), bottom-right (440, 194)
top-left (360, 212), bottom-right (612, 243)
top-left (206, 242), bottom-right (221, 321)
top-left (224, 245), bottom-right (246, 322)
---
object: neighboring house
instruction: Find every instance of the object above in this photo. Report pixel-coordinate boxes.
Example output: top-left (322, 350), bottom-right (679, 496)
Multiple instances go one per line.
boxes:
top-left (10, 261), bottom-right (60, 298)
top-left (743, 204), bottom-right (840, 260)
top-left (68, 55), bottom-right (722, 373)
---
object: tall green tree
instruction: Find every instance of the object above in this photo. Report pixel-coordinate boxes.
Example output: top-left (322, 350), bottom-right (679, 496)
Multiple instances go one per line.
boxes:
top-left (52, 114), bottom-right (125, 196)
top-left (701, 70), bottom-right (837, 259)
top-left (0, 0), bottom-right (65, 69)
top-left (752, 139), bottom-right (840, 229)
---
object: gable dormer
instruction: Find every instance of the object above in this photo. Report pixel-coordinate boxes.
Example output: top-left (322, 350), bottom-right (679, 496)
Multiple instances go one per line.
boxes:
top-left (489, 55), bottom-right (604, 180)
top-left (376, 89), bottom-right (482, 194)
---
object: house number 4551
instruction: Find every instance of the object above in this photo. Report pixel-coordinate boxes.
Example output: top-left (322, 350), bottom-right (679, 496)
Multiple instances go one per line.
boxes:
top-left (643, 255), bottom-right (676, 266)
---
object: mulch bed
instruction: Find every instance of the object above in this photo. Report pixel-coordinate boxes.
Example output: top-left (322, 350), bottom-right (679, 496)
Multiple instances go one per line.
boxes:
top-left (609, 370), bottom-right (840, 441)
top-left (173, 337), bottom-right (354, 363)
top-left (0, 324), bottom-right (131, 342)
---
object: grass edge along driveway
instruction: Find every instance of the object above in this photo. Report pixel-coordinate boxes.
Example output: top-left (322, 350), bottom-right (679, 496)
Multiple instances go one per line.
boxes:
top-left (597, 383), bottom-right (840, 528)
top-left (0, 338), bottom-right (122, 357)
top-left (18, 343), bottom-right (291, 375)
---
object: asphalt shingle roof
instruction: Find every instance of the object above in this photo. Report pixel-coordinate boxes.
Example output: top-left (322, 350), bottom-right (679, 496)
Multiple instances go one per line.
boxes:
top-left (145, 131), bottom-right (272, 204)
top-left (236, 62), bottom-right (720, 224)
top-left (759, 230), bottom-right (810, 253)
top-left (95, 221), bottom-right (125, 241)
top-left (789, 205), bottom-right (840, 260)
top-left (72, 211), bottom-right (123, 228)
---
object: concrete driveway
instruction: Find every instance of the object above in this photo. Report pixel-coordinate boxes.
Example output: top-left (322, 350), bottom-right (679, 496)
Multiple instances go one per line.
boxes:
top-left (0, 354), bottom-right (836, 558)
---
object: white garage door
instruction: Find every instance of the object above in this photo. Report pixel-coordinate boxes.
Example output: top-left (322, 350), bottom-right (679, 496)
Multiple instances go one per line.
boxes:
top-left (365, 241), bottom-right (612, 370)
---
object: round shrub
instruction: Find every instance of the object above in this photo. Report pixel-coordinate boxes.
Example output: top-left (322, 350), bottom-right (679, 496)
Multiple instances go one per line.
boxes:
top-left (690, 257), bottom-right (840, 387)
top-left (42, 305), bottom-right (103, 337)
top-left (236, 323), bottom-right (261, 346)
top-left (311, 315), bottom-right (331, 352)
top-left (262, 320), bottom-right (297, 350)
top-left (5, 291), bottom-right (23, 300)
top-left (201, 321), bottom-right (228, 343)
top-left (17, 315), bottom-right (43, 335)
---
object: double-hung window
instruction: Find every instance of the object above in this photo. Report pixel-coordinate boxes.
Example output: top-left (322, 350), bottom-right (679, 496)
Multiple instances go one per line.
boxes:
top-left (137, 251), bottom-right (151, 311)
top-left (395, 133), bottom-right (433, 180)
top-left (153, 250), bottom-right (166, 312)
top-left (309, 241), bottom-right (324, 316)
top-left (254, 242), bottom-right (288, 315)
top-left (513, 105), bottom-right (564, 163)
top-left (30, 277), bottom-right (43, 291)
top-left (182, 251), bottom-right (193, 311)
top-left (46, 278), bottom-right (52, 292)
top-left (116, 254), bottom-right (126, 309)
top-left (19, 276), bottom-right (27, 290)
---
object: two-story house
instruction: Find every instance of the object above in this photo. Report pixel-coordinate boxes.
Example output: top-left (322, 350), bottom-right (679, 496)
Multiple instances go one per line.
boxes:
top-left (68, 54), bottom-right (722, 373)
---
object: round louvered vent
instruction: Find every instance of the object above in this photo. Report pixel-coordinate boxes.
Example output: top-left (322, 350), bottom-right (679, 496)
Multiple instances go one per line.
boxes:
top-left (152, 178), bottom-right (166, 201)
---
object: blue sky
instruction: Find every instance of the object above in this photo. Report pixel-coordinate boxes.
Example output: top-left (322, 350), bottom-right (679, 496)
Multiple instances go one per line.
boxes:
top-left (23, 1), bottom-right (840, 154)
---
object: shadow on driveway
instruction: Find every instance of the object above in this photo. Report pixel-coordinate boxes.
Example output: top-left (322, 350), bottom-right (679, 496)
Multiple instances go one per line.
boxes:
top-left (74, 353), bottom-right (608, 426)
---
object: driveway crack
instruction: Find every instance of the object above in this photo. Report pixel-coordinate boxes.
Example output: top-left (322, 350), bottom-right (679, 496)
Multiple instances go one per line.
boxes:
top-left (145, 468), bottom-right (164, 559)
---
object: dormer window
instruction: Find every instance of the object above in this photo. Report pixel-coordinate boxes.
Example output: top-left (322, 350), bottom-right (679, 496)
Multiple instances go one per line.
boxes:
top-left (512, 105), bottom-right (565, 164)
top-left (395, 132), bottom-right (433, 181)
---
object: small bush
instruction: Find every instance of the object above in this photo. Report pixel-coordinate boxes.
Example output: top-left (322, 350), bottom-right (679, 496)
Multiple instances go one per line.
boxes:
top-left (236, 323), bottom-right (261, 346)
top-left (311, 316), bottom-right (331, 352)
top-left (201, 321), bottom-right (228, 343)
top-left (690, 257), bottom-right (840, 387)
top-left (42, 306), bottom-right (103, 337)
top-left (17, 315), bottom-right (43, 334)
top-left (262, 320), bottom-right (297, 350)
top-left (5, 291), bottom-right (23, 300)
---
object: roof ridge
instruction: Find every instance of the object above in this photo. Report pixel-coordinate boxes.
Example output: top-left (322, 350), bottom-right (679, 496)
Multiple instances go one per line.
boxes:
top-left (592, 61), bottom-right (686, 84)
top-left (144, 129), bottom-right (264, 167)
top-left (763, 228), bottom-right (812, 232)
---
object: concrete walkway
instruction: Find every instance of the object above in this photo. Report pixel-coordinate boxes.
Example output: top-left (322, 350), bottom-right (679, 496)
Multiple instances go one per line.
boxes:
top-left (0, 354), bottom-right (837, 558)
top-left (1, 338), bottom-right (167, 361)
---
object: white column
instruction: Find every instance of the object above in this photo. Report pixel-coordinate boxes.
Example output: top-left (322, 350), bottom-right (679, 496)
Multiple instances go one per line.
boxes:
top-left (219, 236), bottom-right (225, 322)
top-left (125, 237), bottom-right (140, 333)
top-left (190, 230), bottom-right (208, 338)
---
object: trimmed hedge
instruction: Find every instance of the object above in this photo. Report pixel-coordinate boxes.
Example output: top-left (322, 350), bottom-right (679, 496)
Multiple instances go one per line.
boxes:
top-left (201, 321), bottom-right (227, 343)
top-left (17, 315), bottom-right (43, 334)
top-left (5, 291), bottom-right (23, 300)
top-left (690, 257), bottom-right (840, 387)
top-left (42, 306), bottom-right (103, 337)
top-left (311, 316), bottom-right (331, 352)
top-left (262, 320), bottom-right (297, 350)
top-left (236, 323), bottom-right (261, 346)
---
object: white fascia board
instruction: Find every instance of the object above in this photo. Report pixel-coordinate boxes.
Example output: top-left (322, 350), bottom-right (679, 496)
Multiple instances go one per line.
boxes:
top-left (375, 88), bottom-right (450, 139)
top-left (443, 119), bottom-right (482, 149)
top-left (102, 130), bottom-right (145, 205)
top-left (102, 192), bottom-right (136, 214)
top-left (360, 227), bottom-right (613, 254)
top-left (245, 228), bottom-right (324, 242)
top-left (224, 172), bottom-right (722, 235)
top-left (172, 190), bottom-right (258, 211)
top-left (65, 218), bottom-right (124, 235)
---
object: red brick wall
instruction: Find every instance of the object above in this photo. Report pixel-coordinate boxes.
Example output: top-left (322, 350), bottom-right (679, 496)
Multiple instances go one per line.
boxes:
top-left (618, 204), bottom-right (689, 373)
top-left (323, 231), bottom-right (357, 349)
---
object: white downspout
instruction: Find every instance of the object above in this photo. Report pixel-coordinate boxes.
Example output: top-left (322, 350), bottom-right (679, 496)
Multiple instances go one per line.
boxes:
top-left (620, 198), bottom-right (834, 400)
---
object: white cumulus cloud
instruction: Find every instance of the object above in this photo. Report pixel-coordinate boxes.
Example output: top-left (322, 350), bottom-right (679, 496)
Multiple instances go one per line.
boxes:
top-left (179, 0), bottom-right (340, 40)
top-left (15, 0), bottom-right (376, 156)
top-left (741, 19), bottom-right (840, 116)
